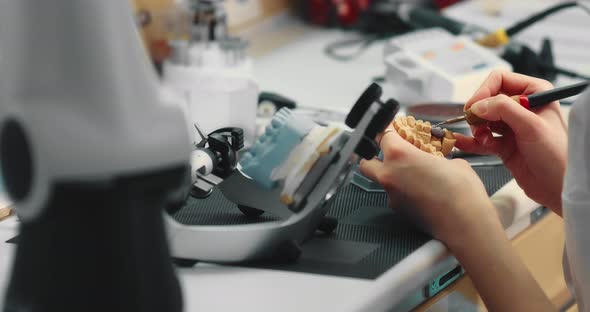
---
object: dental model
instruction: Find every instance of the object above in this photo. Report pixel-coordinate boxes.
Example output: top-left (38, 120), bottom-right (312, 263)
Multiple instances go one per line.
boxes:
top-left (391, 116), bottom-right (456, 157)
top-left (240, 108), bottom-right (316, 189)
top-left (241, 108), bottom-right (346, 206)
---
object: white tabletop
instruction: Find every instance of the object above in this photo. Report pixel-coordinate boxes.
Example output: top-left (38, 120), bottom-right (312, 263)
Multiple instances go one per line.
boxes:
top-left (0, 178), bottom-right (540, 311)
top-left (252, 28), bottom-right (387, 113)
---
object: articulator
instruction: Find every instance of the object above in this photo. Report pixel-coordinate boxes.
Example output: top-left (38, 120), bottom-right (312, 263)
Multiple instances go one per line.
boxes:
top-left (167, 83), bottom-right (399, 263)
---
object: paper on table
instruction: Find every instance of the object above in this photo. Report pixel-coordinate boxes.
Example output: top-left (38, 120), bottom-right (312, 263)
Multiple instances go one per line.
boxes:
top-left (0, 176), bottom-right (13, 221)
top-left (0, 206), bottom-right (11, 221)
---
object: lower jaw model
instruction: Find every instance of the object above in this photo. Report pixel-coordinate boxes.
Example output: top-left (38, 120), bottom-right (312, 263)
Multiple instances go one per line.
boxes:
top-left (165, 83), bottom-right (400, 264)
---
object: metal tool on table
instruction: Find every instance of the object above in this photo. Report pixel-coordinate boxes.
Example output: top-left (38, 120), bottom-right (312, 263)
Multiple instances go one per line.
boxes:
top-left (165, 83), bottom-right (400, 264)
top-left (434, 80), bottom-right (590, 127)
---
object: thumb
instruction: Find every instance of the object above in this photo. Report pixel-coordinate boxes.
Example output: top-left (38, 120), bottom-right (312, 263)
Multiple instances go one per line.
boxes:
top-left (469, 94), bottom-right (543, 140)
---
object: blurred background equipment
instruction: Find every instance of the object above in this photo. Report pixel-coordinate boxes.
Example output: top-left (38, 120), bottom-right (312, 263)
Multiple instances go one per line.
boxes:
top-left (134, 0), bottom-right (259, 147)
top-left (383, 27), bottom-right (512, 104)
top-left (477, 1), bottom-right (590, 48)
top-left (298, 0), bottom-right (459, 32)
top-left (188, 0), bottom-right (228, 42)
top-left (164, 71), bottom-right (258, 147)
top-left (133, 0), bottom-right (178, 68)
top-left (300, 0), bottom-right (590, 84)
top-left (257, 91), bottom-right (297, 118)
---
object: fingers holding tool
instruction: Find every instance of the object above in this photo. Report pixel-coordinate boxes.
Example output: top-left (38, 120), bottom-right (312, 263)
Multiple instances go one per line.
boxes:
top-left (467, 94), bottom-right (546, 140)
top-left (455, 71), bottom-right (581, 159)
top-left (455, 92), bottom-right (544, 160)
top-left (466, 70), bottom-right (555, 108)
top-left (464, 70), bottom-right (555, 136)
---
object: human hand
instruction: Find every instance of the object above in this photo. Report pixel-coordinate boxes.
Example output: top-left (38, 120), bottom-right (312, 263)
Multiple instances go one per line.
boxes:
top-left (363, 126), bottom-right (554, 312)
top-left (360, 129), bottom-right (501, 249)
top-left (455, 71), bottom-right (567, 215)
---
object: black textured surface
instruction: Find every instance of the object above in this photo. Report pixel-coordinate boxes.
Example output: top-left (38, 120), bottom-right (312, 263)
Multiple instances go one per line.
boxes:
top-left (1, 119), bottom-right (33, 201)
top-left (172, 188), bottom-right (280, 226)
top-left (474, 165), bottom-right (513, 195)
top-left (171, 165), bottom-right (512, 279)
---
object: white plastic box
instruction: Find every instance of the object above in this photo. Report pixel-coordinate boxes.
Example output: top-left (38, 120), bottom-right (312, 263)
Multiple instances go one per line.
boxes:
top-left (384, 28), bottom-right (512, 104)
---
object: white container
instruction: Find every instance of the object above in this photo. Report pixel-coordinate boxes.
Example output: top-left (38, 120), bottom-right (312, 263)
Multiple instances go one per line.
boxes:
top-left (163, 63), bottom-right (258, 147)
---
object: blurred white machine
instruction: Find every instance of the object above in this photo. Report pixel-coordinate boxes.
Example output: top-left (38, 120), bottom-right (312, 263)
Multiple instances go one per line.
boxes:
top-left (162, 0), bottom-right (258, 146)
top-left (384, 28), bottom-right (512, 104)
top-left (0, 1), bottom-right (189, 310)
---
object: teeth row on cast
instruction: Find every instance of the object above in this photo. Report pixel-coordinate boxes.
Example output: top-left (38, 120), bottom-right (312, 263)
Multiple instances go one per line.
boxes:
top-left (391, 116), bottom-right (456, 157)
top-left (273, 125), bottom-right (343, 206)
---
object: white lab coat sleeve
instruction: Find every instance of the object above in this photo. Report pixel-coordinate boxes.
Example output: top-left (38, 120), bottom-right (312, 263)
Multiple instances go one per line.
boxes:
top-left (563, 89), bottom-right (590, 311)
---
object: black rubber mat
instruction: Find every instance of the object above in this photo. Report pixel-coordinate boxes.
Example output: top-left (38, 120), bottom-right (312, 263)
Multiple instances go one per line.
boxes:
top-left (172, 189), bottom-right (280, 226)
top-left (171, 164), bottom-right (513, 279)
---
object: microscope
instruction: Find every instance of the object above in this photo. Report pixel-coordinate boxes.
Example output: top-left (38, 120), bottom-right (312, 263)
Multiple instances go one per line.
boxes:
top-left (0, 1), bottom-right (189, 311)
